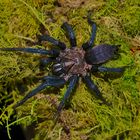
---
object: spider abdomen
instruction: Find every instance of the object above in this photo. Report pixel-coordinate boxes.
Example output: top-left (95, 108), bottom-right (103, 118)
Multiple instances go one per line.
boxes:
top-left (85, 44), bottom-right (119, 65)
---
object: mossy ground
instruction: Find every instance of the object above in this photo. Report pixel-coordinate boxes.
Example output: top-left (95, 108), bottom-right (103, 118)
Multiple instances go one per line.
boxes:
top-left (0, 0), bottom-right (140, 140)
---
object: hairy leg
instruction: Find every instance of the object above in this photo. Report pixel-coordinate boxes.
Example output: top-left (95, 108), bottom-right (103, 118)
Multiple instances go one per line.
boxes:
top-left (54, 75), bottom-right (79, 119)
top-left (91, 66), bottom-right (125, 73)
top-left (37, 34), bottom-right (66, 50)
top-left (83, 75), bottom-right (110, 105)
top-left (40, 57), bottom-right (55, 70)
top-left (0, 47), bottom-right (60, 57)
top-left (61, 22), bottom-right (77, 47)
top-left (14, 76), bottom-right (66, 108)
top-left (82, 18), bottom-right (97, 51)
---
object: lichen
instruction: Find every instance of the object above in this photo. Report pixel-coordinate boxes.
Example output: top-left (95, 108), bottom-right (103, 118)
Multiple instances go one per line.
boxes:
top-left (0, 0), bottom-right (140, 140)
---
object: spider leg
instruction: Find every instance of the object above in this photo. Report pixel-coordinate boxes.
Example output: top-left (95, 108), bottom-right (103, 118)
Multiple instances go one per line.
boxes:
top-left (82, 18), bottom-right (97, 51)
top-left (14, 76), bottom-right (66, 108)
top-left (83, 75), bottom-right (109, 105)
top-left (91, 66), bottom-right (125, 73)
top-left (40, 57), bottom-right (55, 69)
top-left (61, 22), bottom-right (77, 47)
top-left (0, 48), bottom-right (59, 57)
top-left (37, 34), bottom-right (66, 50)
top-left (54, 75), bottom-right (79, 119)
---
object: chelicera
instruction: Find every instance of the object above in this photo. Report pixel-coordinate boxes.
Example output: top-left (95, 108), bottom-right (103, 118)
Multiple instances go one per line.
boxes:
top-left (0, 18), bottom-right (124, 118)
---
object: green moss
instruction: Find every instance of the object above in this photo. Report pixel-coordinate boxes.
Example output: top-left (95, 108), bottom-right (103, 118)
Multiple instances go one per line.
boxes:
top-left (0, 0), bottom-right (140, 139)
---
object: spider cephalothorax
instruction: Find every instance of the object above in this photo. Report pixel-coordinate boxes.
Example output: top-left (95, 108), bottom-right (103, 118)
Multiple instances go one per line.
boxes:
top-left (53, 47), bottom-right (92, 80)
top-left (0, 18), bottom-right (124, 118)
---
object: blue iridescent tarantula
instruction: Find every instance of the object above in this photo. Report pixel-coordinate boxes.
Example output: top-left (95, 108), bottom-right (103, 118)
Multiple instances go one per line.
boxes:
top-left (1, 18), bottom-right (124, 118)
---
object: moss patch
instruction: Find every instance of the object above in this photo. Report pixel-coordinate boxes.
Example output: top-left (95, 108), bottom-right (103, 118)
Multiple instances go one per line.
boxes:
top-left (0, 0), bottom-right (140, 139)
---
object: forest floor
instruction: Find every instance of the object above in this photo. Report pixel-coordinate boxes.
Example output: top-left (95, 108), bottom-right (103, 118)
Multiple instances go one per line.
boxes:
top-left (0, 0), bottom-right (140, 140)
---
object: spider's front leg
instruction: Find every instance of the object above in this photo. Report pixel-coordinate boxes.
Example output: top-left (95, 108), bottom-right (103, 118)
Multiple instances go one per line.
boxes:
top-left (61, 22), bottom-right (77, 47)
top-left (82, 18), bottom-right (97, 51)
top-left (83, 75), bottom-right (110, 105)
top-left (37, 34), bottom-right (66, 50)
top-left (39, 57), bottom-right (56, 70)
top-left (14, 76), bottom-right (66, 108)
top-left (0, 47), bottom-right (60, 57)
top-left (54, 75), bottom-right (79, 119)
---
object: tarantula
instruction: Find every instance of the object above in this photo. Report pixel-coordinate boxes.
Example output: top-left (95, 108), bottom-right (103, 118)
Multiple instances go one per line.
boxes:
top-left (1, 18), bottom-right (124, 118)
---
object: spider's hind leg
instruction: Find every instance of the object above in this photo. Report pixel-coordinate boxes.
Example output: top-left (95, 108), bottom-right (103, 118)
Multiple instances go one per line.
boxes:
top-left (83, 75), bottom-right (110, 105)
top-left (61, 22), bottom-right (77, 47)
top-left (82, 18), bottom-right (97, 51)
top-left (54, 75), bottom-right (79, 120)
